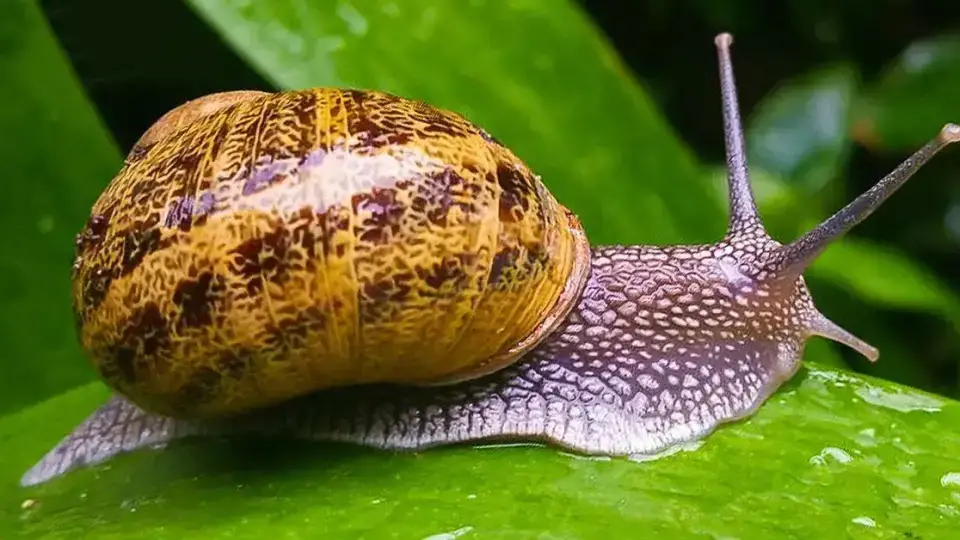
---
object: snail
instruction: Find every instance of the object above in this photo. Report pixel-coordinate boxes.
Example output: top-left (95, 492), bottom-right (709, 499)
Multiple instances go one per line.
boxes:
top-left (21, 33), bottom-right (959, 487)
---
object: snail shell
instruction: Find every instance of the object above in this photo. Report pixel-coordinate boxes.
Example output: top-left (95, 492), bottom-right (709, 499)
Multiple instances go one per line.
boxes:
top-left (71, 88), bottom-right (591, 419)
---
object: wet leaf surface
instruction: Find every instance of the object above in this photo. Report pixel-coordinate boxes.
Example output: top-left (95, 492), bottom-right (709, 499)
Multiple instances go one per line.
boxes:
top-left (4, 366), bottom-right (960, 539)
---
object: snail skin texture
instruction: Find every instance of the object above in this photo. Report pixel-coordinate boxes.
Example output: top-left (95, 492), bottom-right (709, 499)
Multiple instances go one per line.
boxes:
top-left (21, 33), bottom-right (960, 487)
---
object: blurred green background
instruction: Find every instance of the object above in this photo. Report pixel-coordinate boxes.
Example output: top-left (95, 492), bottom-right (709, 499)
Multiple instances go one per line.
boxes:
top-left (2, 0), bottom-right (960, 420)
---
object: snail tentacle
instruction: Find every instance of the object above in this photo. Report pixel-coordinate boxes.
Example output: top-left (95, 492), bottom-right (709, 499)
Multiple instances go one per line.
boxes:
top-left (714, 33), bottom-right (762, 236)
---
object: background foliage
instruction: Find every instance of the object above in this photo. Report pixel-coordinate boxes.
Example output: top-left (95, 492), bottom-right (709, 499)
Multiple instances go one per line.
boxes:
top-left (2, 0), bottom-right (960, 537)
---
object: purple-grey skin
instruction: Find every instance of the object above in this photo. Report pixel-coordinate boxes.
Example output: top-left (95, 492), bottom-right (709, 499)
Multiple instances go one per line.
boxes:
top-left (20, 33), bottom-right (960, 487)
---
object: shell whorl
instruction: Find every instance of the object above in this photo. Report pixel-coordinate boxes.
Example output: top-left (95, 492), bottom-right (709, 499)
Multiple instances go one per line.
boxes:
top-left (20, 33), bottom-right (960, 487)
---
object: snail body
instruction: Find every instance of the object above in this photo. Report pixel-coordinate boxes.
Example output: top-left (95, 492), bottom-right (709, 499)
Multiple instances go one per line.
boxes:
top-left (21, 34), bottom-right (960, 487)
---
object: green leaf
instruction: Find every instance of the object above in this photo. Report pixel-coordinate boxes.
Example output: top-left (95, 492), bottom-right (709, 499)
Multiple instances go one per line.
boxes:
top-left (808, 237), bottom-right (960, 326)
top-left (855, 33), bottom-right (960, 151)
top-left (5, 367), bottom-right (960, 538)
top-left (182, 0), bottom-right (727, 246)
top-left (0, 0), bottom-right (121, 416)
top-left (747, 64), bottom-right (858, 192)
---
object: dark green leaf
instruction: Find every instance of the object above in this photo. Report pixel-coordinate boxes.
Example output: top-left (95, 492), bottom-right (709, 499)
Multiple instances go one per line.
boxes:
top-left (855, 33), bottom-right (960, 151)
top-left (0, 0), bottom-right (121, 415)
top-left (5, 367), bottom-right (960, 538)
top-left (183, 0), bottom-right (727, 246)
top-left (808, 237), bottom-right (960, 326)
top-left (747, 64), bottom-right (858, 192)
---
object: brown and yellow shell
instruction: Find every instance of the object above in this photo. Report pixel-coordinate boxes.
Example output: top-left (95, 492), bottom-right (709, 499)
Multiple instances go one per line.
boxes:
top-left (71, 88), bottom-right (592, 419)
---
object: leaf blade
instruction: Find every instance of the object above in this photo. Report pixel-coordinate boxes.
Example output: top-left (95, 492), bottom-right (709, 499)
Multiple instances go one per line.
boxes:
top-left (5, 368), bottom-right (960, 538)
top-left (183, 0), bottom-right (727, 246)
top-left (855, 33), bottom-right (960, 151)
top-left (0, 0), bottom-right (121, 416)
top-left (747, 63), bottom-right (859, 192)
